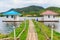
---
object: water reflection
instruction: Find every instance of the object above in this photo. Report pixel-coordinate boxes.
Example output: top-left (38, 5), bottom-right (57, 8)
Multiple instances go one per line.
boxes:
top-left (0, 22), bottom-right (13, 34)
top-left (0, 17), bottom-right (21, 34)
top-left (44, 22), bottom-right (60, 33)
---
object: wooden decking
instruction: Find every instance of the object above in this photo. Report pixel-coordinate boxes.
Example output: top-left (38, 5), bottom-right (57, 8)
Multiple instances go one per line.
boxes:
top-left (38, 20), bottom-right (59, 22)
top-left (2, 21), bottom-right (23, 22)
top-left (26, 20), bottom-right (38, 40)
top-left (3, 20), bottom-right (59, 22)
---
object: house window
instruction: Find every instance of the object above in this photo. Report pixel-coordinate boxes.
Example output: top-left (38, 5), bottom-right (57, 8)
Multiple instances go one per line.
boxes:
top-left (11, 15), bottom-right (14, 18)
top-left (6, 15), bottom-right (8, 18)
top-left (48, 15), bottom-right (50, 18)
top-left (53, 16), bottom-right (55, 18)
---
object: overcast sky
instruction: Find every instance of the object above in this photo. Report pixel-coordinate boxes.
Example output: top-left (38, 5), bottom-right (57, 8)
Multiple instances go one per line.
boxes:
top-left (0, 0), bottom-right (60, 12)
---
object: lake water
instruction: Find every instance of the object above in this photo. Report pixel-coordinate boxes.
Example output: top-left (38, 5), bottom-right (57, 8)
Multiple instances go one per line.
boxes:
top-left (44, 20), bottom-right (60, 33)
top-left (0, 17), bottom-right (60, 34)
top-left (0, 17), bottom-right (21, 34)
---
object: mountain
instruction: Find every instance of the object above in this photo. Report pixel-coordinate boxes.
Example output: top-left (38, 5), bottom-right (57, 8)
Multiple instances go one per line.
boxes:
top-left (46, 7), bottom-right (60, 14)
top-left (0, 5), bottom-right (44, 17)
top-left (14, 5), bottom-right (44, 13)
top-left (8, 5), bottom-right (44, 16)
top-left (0, 6), bottom-right (60, 17)
top-left (14, 6), bottom-right (60, 15)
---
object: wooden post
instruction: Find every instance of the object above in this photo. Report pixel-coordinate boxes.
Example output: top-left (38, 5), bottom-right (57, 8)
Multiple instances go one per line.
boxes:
top-left (13, 26), bottom-right (16, 40)
top-left (24, 18), bottom-right (26, 33)
top-left (13, 16), bottom-right (16, 40)
top-left (51, 25), bottom-right (54, 40)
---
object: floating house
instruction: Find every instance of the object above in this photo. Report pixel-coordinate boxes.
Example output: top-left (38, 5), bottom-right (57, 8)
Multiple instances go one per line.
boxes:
top-left (3, 10), bottom-right (22, 21)
top-left (41, 10), bottom-right (58, 21)
top-left (39, 10), bottom-right (59, 29)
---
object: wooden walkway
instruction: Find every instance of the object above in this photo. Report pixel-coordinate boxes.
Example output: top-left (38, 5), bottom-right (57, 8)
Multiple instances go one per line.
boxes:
top-left (26, 20), bottom-right (38, 40)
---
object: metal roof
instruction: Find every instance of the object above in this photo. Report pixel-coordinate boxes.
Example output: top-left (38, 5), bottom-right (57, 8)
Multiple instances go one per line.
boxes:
top-left (41, 10), bottom-right (58, 15)
top-left (3, 10), bottom-right (22, 15)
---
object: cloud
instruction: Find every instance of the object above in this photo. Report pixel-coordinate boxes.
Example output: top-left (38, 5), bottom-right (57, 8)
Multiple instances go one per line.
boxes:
top-left (39, 0), bottom-right (60, 8)
top-left (49, 0), bottom-right (60, 6)
top-left (13, 0), bottom-right (48, 4)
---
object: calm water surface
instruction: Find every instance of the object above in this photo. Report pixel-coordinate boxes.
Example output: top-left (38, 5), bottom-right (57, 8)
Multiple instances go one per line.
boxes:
top-left (0, 17), bottom-right (21, 34)
top-left (44, 21), bottom-right (60, 33)
top-left (0, 17), bottom-right (60, 34)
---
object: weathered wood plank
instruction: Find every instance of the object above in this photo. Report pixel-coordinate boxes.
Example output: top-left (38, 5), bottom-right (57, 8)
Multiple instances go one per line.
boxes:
top-left (2, 21), bottom-right (23, 22)
top-left (38, 20), bottom-right (59, 22)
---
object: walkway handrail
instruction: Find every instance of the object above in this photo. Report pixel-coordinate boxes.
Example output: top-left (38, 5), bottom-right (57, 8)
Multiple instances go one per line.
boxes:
top-left (35, 21), bottom-right (50, 40)
top-left (17, 20), bottom-right (26, 38)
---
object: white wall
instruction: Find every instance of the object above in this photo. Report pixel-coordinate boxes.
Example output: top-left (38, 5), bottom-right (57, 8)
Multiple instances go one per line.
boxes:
top-left (43, 15), bottom-right (59, 21)
top-left (0, 16), bottom-right (59, 21)
top-left (19, 17), bottom-right (43, 21)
